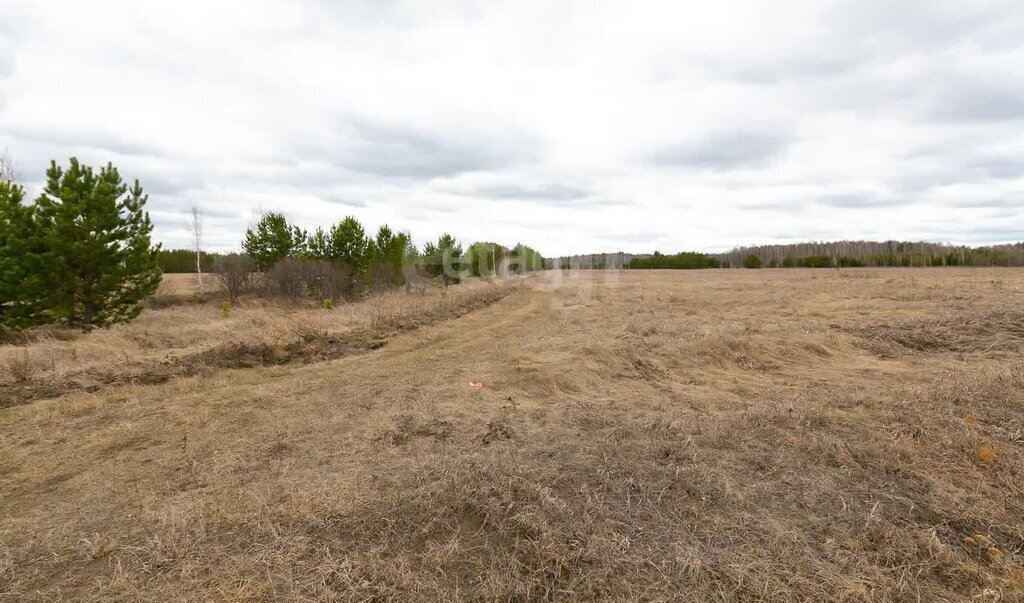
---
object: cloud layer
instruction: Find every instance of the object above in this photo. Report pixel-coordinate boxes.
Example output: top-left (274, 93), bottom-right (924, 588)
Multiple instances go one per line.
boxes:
top-left (1, 0), bottom-right (1022, 254)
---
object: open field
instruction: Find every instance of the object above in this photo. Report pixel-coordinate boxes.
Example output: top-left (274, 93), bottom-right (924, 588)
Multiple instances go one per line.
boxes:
top-left (155, 272), bottom-right (217, 296)
top-left (1, 268), bottom-right (1023, 601)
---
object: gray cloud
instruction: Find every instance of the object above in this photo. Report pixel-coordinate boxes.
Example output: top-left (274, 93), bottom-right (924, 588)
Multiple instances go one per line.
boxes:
top-left (930, 79), bottom-right (1024, 123)
top-left (968, 158), bottom-right (1024, 180)
top-left (4, 125), bottom-right (169, 162)
top-left (321, 196), bottom-right (369, 208)
top-left (649, 132), bottom-right (787, 170)
top-left (342, 121), bottom-right (531, 179)
top-left (816, 194), bottom-right (908, 209)
top-left (945, 196), bottom-right (1024, 209)
top-left (445, 181), bottom-right (591, 204)
top-left (1, 0), bottom-right (1023, 255)
top-left (738, 201), bottom-right (801, 212)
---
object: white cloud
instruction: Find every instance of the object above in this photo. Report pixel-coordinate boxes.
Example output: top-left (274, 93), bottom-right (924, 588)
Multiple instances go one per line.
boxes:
top-left (1, 0), bottom-right (1022, 255)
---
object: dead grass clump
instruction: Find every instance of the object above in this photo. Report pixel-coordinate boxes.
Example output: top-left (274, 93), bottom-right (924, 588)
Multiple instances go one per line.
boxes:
top-left (144, 293), bottom-right (209, 310)
top-left (370, 285), bottom-right (514, 334)
top-left (376, 414), bottom-right (454, 446)
top-left (481, 418), bottom-right (514, 444)
top-left (300, 458), bottom-right (617, 600)
top-left (689, 334), bottom-right (782, 371)
top-left (2, 350), bottom-right (37, 383)
top-left (853, 307), bottom-right (1024, 356)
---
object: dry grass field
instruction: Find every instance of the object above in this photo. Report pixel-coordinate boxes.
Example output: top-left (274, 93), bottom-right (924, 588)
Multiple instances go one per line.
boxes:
top-left (1, 268), bottom-right (1023, 601)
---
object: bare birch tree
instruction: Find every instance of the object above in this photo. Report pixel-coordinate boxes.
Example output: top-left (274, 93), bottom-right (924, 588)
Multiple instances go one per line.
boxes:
top-left (0, 149), bottom-right (15, 183)
top-left (190, 202), bottom-right (204, 294)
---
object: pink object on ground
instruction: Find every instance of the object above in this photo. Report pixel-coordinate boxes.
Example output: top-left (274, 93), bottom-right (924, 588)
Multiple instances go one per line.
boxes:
top-left (469, 382), bottom-right (484, 389)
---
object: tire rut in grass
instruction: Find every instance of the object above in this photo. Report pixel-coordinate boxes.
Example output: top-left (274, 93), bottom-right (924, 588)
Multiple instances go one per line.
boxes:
top-left (0, 286), bottom-right (515, 408)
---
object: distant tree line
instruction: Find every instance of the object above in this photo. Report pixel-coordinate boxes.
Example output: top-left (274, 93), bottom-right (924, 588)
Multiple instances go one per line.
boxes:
top-left (628, 251), bottom-right (722, 270)
top-left (552, 252), bottom-right (633, 269)
top-left (719, 241), bottom-right (1024, 269)
top-left (627, 241), bottom-right (1024, 270)
top-left (157, 248), bottom-right (221, 273)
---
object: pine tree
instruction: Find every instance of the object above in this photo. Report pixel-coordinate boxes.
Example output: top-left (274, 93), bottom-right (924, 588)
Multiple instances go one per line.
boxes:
top-left (305, 227), bottom-right (331, 260)
top-left (366, 225), bottom-right (412, 289)
top-left (371, 225), bottom-right (410, 270)
top-left (242, 212), bottom-right (306, 270)
top-left (34, 159), bottom-right (162, 332)
top-left (0, 179), bottom-right (48, 329)
top-left (327, 216), bottom-right (370, 273)
top-left (423, 233), bottom-right (463, 287)
top-left (465, 242), bottom-right (506, 277)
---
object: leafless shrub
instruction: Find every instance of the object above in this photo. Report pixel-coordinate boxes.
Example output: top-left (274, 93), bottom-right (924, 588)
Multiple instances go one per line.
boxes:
top-left (369, 261), bottom-right (403, 292)
top-left (267, 259), bottom-right (306, 299)
top-left (213, 254), bottom-right (254, 302)
top-left (402, 261), bottom-right (432, 295)
top-left (370, 306), bottom-right (405, 331)
top-left (0, 148), bottom-right (15, 183)
top-left (302, 260), bottom-right (354, 302)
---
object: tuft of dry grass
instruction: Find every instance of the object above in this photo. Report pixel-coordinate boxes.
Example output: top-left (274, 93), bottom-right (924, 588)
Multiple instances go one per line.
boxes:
top-left (0, 268), bottom-right (1022, 601)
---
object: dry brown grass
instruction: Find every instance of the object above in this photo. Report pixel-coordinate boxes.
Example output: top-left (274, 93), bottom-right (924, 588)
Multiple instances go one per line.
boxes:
top-left (1, 268), bottom-right (1023, 601)
top-left (0, 277), bottom-right (517, 407)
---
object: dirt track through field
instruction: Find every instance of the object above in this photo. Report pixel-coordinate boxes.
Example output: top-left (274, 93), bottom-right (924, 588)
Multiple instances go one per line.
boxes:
top-left (1, 269), bottom-right (1023, 601)
top-left (0, 283), bottom-right (513, 408)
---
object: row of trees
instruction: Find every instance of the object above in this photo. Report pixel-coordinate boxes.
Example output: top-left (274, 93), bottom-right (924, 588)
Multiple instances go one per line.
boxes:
top-left (1, 158), bottom-right (161, 332)
top-left (157, 248), bottom-right (220, 273)
top-left (627, 241), bottom-right (1024, 270)
top-left (628, 252), bottom-right (722, 270)
top-left (241, 212), bottom-right (419, 289)
top-left (218, 212), bottom-right (547, 301)
top-left (720, 241), bottom-right (1024, 269)
top-left (465, 242), bottom-right (547, 277)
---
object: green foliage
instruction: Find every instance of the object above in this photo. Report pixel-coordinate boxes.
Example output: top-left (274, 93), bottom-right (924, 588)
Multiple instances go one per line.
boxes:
top-left (242, 212), bottom-right (306, 270)
top-left (221, 300), bottom-right (231, 317)
top-left (723, 241), bottom-right (1024, 268)
top-left (327, 216), bottom-right (370, 273)
top-left (0, 180), bottom-right (48, 329)
top-left (371, 225), bottom-right (411, 269)
top-left (367, 225), bottom-right (411, 289)
top-left (156, 248), bottom-right (219, 273)
top-left (34, 159), bottom-right (162, 332)
top-left (305, 227), bottom-right (331, 260)
top-left (801, 255), bottom-right (832, 268)
top-left (322, 298), bottom-right (333, 310)
top-left (629, 252), bottom-right (720, 269)
top-left (743, 253), bottom-right (763, 269)
top-left (423, 233), bottom-right (463, 286)
top-left (465, 242), bottom-right (507, 277)
top-left (511, 244), bottom-right (546, 273)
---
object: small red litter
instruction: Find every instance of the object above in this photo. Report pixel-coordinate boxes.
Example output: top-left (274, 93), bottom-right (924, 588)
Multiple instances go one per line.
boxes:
top-left (469, 382), bottom-right (484, 389)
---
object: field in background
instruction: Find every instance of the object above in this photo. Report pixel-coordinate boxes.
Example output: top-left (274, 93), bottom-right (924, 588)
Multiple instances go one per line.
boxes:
top-left (155, 272), bottom-right (219, 295)
top-left (1, 268), bottom-right (1023, 600)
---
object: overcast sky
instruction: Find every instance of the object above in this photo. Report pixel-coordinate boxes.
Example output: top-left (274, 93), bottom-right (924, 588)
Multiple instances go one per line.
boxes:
top-left (1, 1), bottom-right (1022, 255)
